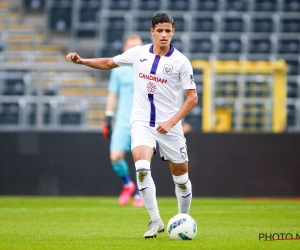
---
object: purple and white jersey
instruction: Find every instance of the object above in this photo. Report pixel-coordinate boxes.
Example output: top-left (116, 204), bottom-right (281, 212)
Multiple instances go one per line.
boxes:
top-left (113, 44), bottom-right (196, 127)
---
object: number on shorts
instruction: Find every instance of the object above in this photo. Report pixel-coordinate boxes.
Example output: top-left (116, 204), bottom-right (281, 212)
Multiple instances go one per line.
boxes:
top-left (180, 146), bottom-right (187, 160)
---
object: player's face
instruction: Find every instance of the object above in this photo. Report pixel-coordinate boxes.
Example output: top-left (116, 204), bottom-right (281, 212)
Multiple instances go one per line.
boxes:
top-left (150, 23), bottom-right (175, 48)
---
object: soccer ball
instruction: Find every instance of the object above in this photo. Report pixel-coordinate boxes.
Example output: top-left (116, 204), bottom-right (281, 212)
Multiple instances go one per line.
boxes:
top-left (167, 213), bottom-right (197, 240)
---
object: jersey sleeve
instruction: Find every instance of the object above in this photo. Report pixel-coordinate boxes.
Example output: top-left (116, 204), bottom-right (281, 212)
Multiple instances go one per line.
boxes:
top-left (108, 69), bottom-right (120, 93)
top-left (180, 58), bottom-right (196, 90)
top-left (113, 46), bottom-right (136, 67)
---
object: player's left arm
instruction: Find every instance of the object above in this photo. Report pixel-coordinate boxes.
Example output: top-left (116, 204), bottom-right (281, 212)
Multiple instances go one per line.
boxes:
top-left (156, 59), bottom-right (198, 134)
top-left (156, 89), bottom-right (198, 134)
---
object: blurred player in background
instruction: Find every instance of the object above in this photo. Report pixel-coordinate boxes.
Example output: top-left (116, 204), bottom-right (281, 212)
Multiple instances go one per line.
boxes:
top-left (102, 35), bottom-right (144, 207)
top-left (66, 12), bottom-right (198, 239)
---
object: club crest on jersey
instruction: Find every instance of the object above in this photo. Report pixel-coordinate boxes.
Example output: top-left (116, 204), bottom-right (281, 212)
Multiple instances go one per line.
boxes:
top-left (163, 64), bottom-right (173, 75)
top-left (146, 82), bottom-right (157, 93)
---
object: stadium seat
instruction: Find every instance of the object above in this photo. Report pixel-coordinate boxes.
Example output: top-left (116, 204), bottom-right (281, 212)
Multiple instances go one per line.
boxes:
top-left (287, 103), bottom-right (296, 126)
top-left (193, 17), bottom-right (215, 32)
top-left (190, 38), bottom-right (213, 53)
top-left (136, 0), bottom-right (160, 10)
top-left (254, 0), bottom-right (277, 12)
top-left (79, 8), bottom-right (98, 25)
top-left (287, 81), bottom-right (299, 98)
top-left (29, 103), bottom-right (51, 125)
top-left (108, 0), bottom-right (132, 10)
top-left (48, 1), bottom-right (72, 32)
top-left (24, 0), bottom-right (45, 10)
top-left (167, 0), bottom-right (190, 11)
top-left (250, 17), bottom-right (274, 33)
top-left (173, 17), bottom-right (185, 32)
top-left (50, 8), bottom-right (72, 31)
top-left (3, 79), bottom-right (25, 95)
top-left (285, 59), bottom-right (299, 75)
top-left (60, 111), bottom-right (82, 125)
top-left (280, 18), bottom-right (300, 33)
top-left (196, 0), bottom-right (219, 11)
top-left (218, 38), bottom-right (242, 54)
top-left (135, 16), bottom-right (152, 31)
top-left (277, 38), bottom-right (300, 54)
top-left (0, 103), bottom-right (19, 124)
top-left (248, 38), bottom-right (271, 54)
top-left (225, 0), bottom-right (249, 12)
top-left (171, 38), bottom-right (184, 51)
top-left (284, 0), bottom-right (300, 12)
top-left (81, 0), bottom-right (102, 8)
top-left (221, 17), bottom-right (244, 33)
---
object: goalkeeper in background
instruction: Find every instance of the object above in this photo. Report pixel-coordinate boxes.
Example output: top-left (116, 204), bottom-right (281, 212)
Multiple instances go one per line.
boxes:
top-left (102, 35), bottom-right (144, 207)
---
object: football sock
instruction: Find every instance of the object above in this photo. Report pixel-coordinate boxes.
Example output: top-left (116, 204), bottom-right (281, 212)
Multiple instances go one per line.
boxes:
top-left (173, 173), bottom-right (192, 214)
top-left (135, 160), bottom-right (161, 221)
top-left (112, 159), bottom-right (131, 185)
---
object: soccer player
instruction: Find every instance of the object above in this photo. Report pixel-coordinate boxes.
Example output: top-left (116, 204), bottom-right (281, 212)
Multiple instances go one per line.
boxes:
top-left (66, 12), bottom-right (198, 238)
top-left (102, 35), bottom-right (144, 207)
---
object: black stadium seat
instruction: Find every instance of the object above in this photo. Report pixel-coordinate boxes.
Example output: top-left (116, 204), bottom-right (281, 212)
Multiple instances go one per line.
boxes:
top-left (60, 112), bottom-right (82, 125)
top-left (197, 0), bottom-right (219, 11)
top-left (222, 17), bottom-right (244, 32)
top-left (248, 38), bottom-right (271, 54)
top-left (225, 0), bottom-right (249, 12)
top-left (284, 0), bottom-right (300, 12)
top-left (281, 18), bottom-right (300, 33)
top-left (3, 79), bottom-right (25, 95)
top-left (109, 0), bottom-right (131, 10)
top-left (137, 0), bottom-right (160, 10)
top-left (50, 8), bottom-right (72, 31)
top-left (251, 17), bottom-right (273, 33)
top-left (254, 0), bottom-right (277, 12)
top-left (193, 17), bottom-right (215, 32)
top-left (190, 38), bottom-right (213, 53)
top-left (218, 38), bottom-right (242, 53)
top-left (278, 39), bottom-right (300, 54)
top-left (167, 0), bottom-right (189, 11)
top-left (0, 103), bottom-right (19, 124)
top-left (25, 0), bottom-right (45, 10)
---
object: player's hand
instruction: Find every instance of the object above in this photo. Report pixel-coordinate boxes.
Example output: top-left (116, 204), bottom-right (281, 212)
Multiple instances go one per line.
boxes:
top-left (156, 121), bottom-right (173, 134)
top-left (102, 116), bottom-right (113, 139)
top-left (66, 52), bottom-right (84, 64)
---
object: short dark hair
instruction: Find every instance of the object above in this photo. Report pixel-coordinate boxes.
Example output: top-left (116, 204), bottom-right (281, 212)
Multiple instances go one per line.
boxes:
top-left (152, 12), bottom-right (174, 28)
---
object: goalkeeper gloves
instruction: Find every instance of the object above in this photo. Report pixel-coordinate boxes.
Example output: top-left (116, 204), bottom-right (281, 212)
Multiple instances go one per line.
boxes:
top-left (102, 114), bottom-right (113, 139)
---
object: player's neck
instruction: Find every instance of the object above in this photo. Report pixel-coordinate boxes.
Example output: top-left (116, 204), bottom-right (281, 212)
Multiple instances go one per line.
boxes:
top-left (152, 44), bottom-right (171, 56)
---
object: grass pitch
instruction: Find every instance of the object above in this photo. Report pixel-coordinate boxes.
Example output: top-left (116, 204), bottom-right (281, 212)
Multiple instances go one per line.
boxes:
top-left (0, 197), bottom-right (299, 250)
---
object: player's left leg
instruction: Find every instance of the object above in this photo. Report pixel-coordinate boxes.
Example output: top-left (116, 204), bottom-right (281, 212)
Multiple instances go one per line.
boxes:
top-left (157, 124), bottom-right (192, 214)
top-left (168, 161), bottom-right (192, 214)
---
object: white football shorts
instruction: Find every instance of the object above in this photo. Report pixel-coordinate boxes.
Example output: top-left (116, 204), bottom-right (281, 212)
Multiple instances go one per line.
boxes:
top-left (130, 122), bottom-right (189, 163)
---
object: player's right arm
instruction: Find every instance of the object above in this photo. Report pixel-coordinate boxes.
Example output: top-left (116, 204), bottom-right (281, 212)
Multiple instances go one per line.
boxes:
top-left (66, 52), bottom-right (119, 70)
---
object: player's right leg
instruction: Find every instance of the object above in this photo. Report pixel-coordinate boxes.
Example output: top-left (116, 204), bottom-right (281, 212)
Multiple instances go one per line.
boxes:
top-left (131, 123), bottom-right (164, 238)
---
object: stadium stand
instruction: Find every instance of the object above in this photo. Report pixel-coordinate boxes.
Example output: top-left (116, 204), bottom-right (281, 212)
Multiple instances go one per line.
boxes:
top-left (1, 0), bottom-right (300, 132)
top-left (0, 0), bottom-right (108, 129)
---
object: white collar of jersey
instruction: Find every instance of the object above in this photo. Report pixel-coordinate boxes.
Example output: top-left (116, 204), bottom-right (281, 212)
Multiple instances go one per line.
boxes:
top-left (149, 44), bottom-right (175, 57)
